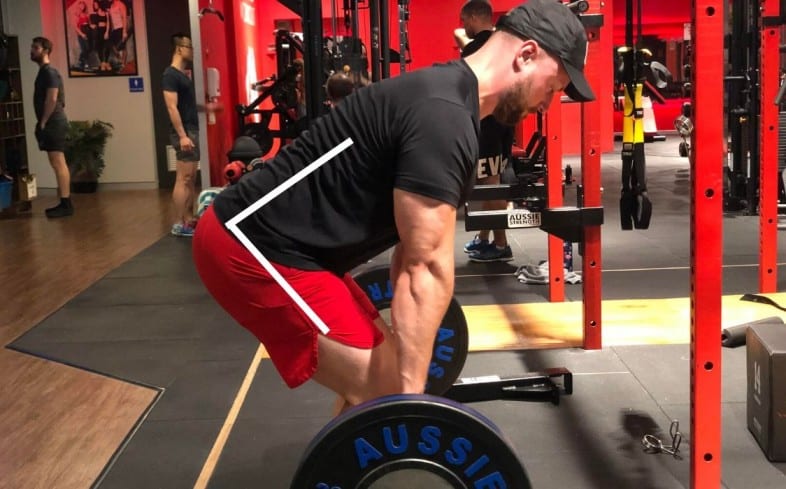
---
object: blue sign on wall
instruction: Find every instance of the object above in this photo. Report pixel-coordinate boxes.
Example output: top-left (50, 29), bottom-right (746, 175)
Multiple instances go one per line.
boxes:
top-left (129, 77), bottom-right (144, 93)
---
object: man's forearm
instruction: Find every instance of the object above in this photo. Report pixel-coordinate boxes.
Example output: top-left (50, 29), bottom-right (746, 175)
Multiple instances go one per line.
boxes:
top-left (390, 261), bottom-right (454, 393)
top-left (40, 99), bottom-right (57, 126)
top-left (166, 106), bottom-right (187, 138)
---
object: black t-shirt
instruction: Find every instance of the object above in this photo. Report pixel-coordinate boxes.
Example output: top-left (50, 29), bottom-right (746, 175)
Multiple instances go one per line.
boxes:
top-left (460, 30), bottom-right (493, 58)
top-left (33, 64), bottom-right (66, 122)
top-left (162, 66), bottom-right (198, 131)
top-left (90, 12), bottom-right (108, 32)
top-left (213, 59), bottom-right (480, 275)
top-left (461, 30), bottom-right (514, 170)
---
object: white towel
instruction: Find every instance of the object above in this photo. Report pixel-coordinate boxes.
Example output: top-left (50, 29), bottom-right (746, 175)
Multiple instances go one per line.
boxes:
top-left (515, 261), bottom-right (582, 285)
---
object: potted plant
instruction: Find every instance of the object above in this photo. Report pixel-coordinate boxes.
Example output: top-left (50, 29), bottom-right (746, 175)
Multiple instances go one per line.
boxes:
top-left (64, 119), bottom-right (114, 193)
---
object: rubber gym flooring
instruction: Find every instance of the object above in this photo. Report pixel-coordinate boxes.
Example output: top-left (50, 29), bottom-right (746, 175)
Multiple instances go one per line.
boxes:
top-left (8, 136), bottom-right (786, 488)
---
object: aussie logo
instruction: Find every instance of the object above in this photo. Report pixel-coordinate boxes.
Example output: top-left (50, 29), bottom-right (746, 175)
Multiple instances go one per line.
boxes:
top-left (507, 210), bottom-right (541, 228)
top-left (351, 424), bottom-right (509, 488)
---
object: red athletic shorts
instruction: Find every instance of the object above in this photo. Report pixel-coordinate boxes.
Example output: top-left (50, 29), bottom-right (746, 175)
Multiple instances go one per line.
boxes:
top-left (192, 205), bottom-right (384, 388)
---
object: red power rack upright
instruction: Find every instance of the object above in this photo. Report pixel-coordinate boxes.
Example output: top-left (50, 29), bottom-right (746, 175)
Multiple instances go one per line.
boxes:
top-left (580, 0), bottom-right (605, 350)
top-left (759, 0), bottom-right (781, 292)
top-left (690, 1), bottom-right (724, 487)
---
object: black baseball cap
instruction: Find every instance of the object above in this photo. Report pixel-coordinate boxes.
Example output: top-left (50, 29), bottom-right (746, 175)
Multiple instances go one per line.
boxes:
top-left (496, 0), bottom-right (595, 102)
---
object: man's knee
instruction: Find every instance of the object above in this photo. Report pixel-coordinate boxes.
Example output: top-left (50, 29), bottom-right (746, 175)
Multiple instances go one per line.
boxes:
top-left (314, 335), bottom-right (401, 406)
top-left (353, 343), bottom-right (401, 404)
top-left (47, 151), bottom-right (67, 168)
top-left (176, 164), bottom-right (197, 184)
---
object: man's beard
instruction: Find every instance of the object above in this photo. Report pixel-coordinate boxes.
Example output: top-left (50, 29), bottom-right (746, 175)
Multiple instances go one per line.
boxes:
top-left (30, 53), bottom-right (42, 63)
top-left (491, 80), bottom-right (531, 126)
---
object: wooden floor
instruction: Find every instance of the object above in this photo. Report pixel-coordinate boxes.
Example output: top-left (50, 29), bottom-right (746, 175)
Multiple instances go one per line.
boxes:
top-left (462, 295), bottom-right (786, 352)
top-left (2, 189), bottom-right (785, 488)
top-left (0, 190), bottom-right (171, 489)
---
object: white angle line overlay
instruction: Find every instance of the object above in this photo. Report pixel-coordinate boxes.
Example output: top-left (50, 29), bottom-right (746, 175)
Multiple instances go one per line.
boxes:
top-left (225, 137), bottom-right (354, 335)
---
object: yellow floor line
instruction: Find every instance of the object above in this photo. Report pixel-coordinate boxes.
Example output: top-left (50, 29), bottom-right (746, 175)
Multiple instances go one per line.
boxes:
top-left (462, 292), bottom-right (786, 351)
top-left (193, 344), bottom-right (266, 489)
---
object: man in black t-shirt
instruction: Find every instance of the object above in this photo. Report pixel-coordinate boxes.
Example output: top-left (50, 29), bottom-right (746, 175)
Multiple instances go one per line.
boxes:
top-left (455, 1), bottom-right (518, 263)
top-left (193, 0), bottom-right (594, 414)
top-left (162, 33), bottom-right (199, 237)
top-left (453, 0), bottom-right (492, 50)
top-left (31, 37), bottom-right (73, 218)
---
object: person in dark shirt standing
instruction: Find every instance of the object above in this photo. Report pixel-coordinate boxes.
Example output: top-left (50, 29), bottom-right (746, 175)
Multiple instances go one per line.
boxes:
top-left (31, 37), bottom-right (72, 218)
top-left (162, 33), bottom-right (199, 237)
top-left (456, 0), bottom-right (517, 263)
top-left (193, 0), bottom-right (594, 414)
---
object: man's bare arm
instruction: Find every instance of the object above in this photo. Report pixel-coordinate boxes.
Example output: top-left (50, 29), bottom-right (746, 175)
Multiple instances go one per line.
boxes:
top-left (390, 189), bottom-right (457, 393)
top-left (39, 88), bottom-right (59, 127)
top-left (121, 3), bottom-right (128, 38)
top-left (454, 28), bottom-right (471, 50)
top-left (163, 90), bottom-right (194, 150)
top-left (163, 90), bottom-right (186, 137)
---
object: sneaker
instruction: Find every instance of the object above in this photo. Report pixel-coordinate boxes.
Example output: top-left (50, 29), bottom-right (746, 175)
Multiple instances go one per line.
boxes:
top-left (171, 222), bottom-right (195, 237)
top-left (469, 243), bottom-right (514, 263)
top-left (463, 235), bottom-right (490, 253)
top-left (45, 203), bottom-right (74, 218)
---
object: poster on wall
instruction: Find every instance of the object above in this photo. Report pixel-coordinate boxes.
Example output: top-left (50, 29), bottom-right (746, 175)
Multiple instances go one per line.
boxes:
top-left (62, 0), bottom-right (138, 77)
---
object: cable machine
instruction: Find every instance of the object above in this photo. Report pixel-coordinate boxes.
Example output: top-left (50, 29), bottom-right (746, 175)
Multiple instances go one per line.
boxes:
top-left (291, 0), bottom-right (396, 120)
top-left (723, 0), bottom-right (785, 218)
top-left (398, 0), bottom-right (411, 73)
top-left (235, 1), bottom-right (407, 156)
top-left (724, 0), bottom-right (760, 213)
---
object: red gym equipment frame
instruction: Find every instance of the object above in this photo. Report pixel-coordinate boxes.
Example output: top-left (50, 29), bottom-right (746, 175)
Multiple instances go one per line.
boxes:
top-left (691, 1), bottom-right (723, 487)
top-left (581, 2), bottom-right (604, 350)
top-left (542, 2), bottom-right (604, 349)
top-left (759, 0), bottom-right (781, 293)
top-left (546, 88), bottom-right (566, 303)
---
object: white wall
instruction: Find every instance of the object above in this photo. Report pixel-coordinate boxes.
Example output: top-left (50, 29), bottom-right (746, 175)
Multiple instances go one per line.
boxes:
top-left (6, 0), bottom-right (158, 188)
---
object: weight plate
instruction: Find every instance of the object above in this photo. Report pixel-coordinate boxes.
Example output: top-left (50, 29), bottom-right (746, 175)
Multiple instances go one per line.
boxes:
top-left (352, 265), bottom-right (469, 395)
top-left (290, 394), bottom-right (532, 489)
